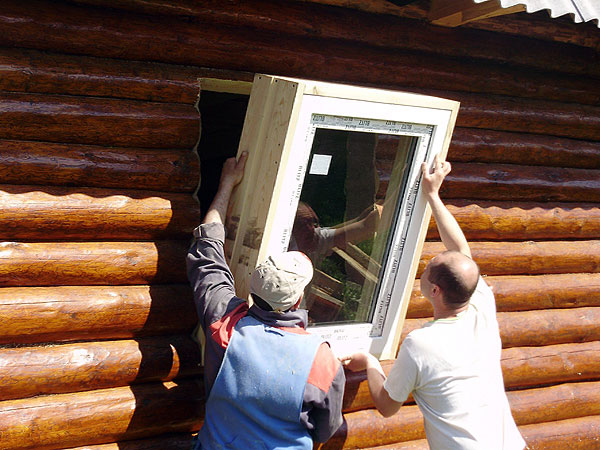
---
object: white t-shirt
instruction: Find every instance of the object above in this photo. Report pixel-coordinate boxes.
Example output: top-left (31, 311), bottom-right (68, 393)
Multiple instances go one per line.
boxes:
top-left (384, 277), bottom-right (525, 450)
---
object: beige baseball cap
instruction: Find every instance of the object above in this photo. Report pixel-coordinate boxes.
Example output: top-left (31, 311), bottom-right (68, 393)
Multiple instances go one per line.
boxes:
top-left (250, 251), bottom-right (314, 312)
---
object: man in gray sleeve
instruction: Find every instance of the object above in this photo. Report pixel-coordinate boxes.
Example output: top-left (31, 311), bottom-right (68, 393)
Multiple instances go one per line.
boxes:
top-left (187, 152), bottom-right (345, 449)
top-left (341, 155), bottom-right (525, 450)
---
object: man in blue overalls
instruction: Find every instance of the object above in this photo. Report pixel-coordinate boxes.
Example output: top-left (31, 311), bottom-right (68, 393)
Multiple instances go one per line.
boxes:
top-left (187, 152), bottom-right (345, 449)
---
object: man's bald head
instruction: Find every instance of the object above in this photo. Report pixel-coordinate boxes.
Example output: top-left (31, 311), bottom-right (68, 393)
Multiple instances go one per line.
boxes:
top-left (426, 251), bottom-right (480, 306)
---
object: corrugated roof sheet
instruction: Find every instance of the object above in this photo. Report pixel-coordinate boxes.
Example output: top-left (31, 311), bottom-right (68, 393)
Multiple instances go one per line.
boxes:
top-left (474, 0), bottom-right (600, 27)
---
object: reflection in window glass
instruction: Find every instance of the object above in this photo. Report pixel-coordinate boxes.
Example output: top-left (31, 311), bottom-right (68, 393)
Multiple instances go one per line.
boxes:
top-left (289, 127), bottom-right (418, 325)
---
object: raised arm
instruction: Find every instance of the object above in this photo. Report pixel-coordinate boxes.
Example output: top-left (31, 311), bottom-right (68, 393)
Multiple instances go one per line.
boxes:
top-left (203, 152), bottom-right (248, 225)
top-left (421, 155), bottom-right (471, 258)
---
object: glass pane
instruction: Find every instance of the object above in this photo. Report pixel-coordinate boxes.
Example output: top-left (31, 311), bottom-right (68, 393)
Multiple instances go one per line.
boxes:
top-left (290, 127), bottom-right (418, 325)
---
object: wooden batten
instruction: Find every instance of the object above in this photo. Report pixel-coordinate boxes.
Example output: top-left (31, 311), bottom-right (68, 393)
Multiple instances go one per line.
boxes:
top-left (429, 0), bottom-right (526, 27)
top-left (0, 47), bottom-right (199, 103)
top-left (0, 336), bottom-right (201, 401)
top-left (0, 241), bottom-right (188, 287)
top-left (225, 74), bottom-right (304, 298)
top-left (0, 185), bottom-right (199, 240)
top-left (419, 241), bottom-right (600, 276)
top-left (0, 285), bottom-right (197, 345)
top-left (0, 92), bottom-right (199, 148)
top-left (0, 140), bottom-right (198, 192)
top-left (407, 273), bottom-right (600, 318)
top-left (449, 128), bottom-right (600, 169)
top-left (426, 201), bottom-right (600, 241)
top-left (0, 381), bottom-right (203, 450)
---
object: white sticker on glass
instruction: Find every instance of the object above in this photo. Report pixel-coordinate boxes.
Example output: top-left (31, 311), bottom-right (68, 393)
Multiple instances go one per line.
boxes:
top-left (309, 154), bottom-right (332, 175)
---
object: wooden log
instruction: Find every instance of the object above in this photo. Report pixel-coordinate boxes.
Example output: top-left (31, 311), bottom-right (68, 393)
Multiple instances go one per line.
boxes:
top-left (319, 404), bottom-right (425, 450)
top-left (0, 47), bottom-right (199, 103)
top-left (0, 185), bottom-right (200, 240)
top-left (343, 341), bottom-right (600, 413)
top-left (407, 273), bottom-right (600, 319)
top-left (330, 381), bottom-right (600, 449)
top-left (0, 380), bottom-right (203, 450)
top-left (63, 433), bottom-right (194, 450)
top-left (359, 415), bottom-right (600, 449)
top-left (0, 285), bottom-right (197, 345)
top-left (402, 308), bottom-right (600, 349)
top-left (360, 439), bottom-right (429, 450)
top-left (0, 140), bottom-right (198, 192)
top-left (437, 162), bottom-right (600, 203)
top-left (507, 381), bottom-right (600, 426)
top-left (425, 200), bottom-right (600, 241)
top-left (419, 241), bottom-right (600, 277)
top-left (448, 128), bottom-right (600, 170)
top-left (519, 415), bottom-right (600, 450)
top-left (0, 92), bottom-right (199, 149)
top-left (0, 336), bottom-right (202, 401)
top-left (497, 308), bottom-right (600, 348)
top-left (0, 241), bottom-right (189, 287)
top-left (1, 0), bottom-right (598, 111)
top-left (53, 0), bottom-right (600, 77)
top-left (501, 341), bottom-right (600, 389)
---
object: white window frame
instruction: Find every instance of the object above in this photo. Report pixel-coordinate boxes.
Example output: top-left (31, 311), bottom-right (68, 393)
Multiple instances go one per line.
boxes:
top-left (219, 75), bottom-right (459, 359)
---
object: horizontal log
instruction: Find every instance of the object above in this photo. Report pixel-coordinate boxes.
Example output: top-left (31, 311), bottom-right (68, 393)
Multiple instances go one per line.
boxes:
top-left (431, 243), bottom-right (594, 284)
top-left (0, 335), bottom-right (202, 401)
top-left (419, 241), bottom-right (600, 276)
top-left (0, 92), bottom-right (199, 148)
top-left (0, 185), bottom-right (200, 240)
top-left (497, 308), bottom-right (600, 348)
top-left (0, 380), bottom-right (203, 450)
top-left (0, 285), bottom-right (197, 345)
top-left (448, 128), bottom-right (600, 170)
top-left (343, 341), bottom-right (600, 413)
top-left (0, 47), bottom-right (199, 103)
top-left (360, 415), bottom-right (600, 450)
top-left (55, 0), bottom-right (600, 77)
top-left (0, 0), bottom-right (597, 115)
top-left (434, 89), bottom-right (600, 141)
top-left (402, 308), bottom-right (600, 349)
top-left (331, 381), bottom-right (600, 449)
top-left (508, 381), bottom-right (600, 426)
top-left (64, 433), bottom-right (195, 450)
top-left (519, 415), bottom-right (600, 450)
top-left (426, 200), bottom-right (600, 241)
top-left (407, 273), bottom-right (600, 318)
top-left (0, 241), bottom-right (189, 287)
top-left (360, 439), bottom-right (429, 450)
top-left (0, 140), bottom-right (198, 192)
top-left (437, 162), bottom-right (600, 203)
top-left (501, 341), bottom-right (600, 389)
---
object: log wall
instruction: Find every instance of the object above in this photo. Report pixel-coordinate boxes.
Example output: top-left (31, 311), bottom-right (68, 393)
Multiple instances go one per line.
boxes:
top-left (0, 0), bottom-right (598, 448)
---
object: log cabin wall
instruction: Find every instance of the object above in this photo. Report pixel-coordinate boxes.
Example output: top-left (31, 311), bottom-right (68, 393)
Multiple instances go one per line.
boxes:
top-left (0, 0), bottom-right (598, 449)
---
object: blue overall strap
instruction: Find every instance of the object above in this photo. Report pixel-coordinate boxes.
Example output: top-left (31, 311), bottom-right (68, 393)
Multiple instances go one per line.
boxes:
top-left (198, 315), bottom-right (322, 450)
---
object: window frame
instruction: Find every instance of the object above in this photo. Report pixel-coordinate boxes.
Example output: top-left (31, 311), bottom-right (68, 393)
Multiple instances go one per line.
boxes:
top-left (217, 74), bottom-right (459, 359)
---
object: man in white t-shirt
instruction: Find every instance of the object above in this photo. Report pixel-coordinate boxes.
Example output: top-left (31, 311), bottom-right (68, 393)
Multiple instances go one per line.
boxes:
top-left (341, 155), bottom-right (525, 450)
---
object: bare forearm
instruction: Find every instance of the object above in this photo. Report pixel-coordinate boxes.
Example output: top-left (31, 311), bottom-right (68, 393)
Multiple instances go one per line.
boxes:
top-left (365, 355), bottom-right (402, 418)
top-left (426, 193), bottom-right (471, 258)
top-left (202, 181), bottom-right (236, 225)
